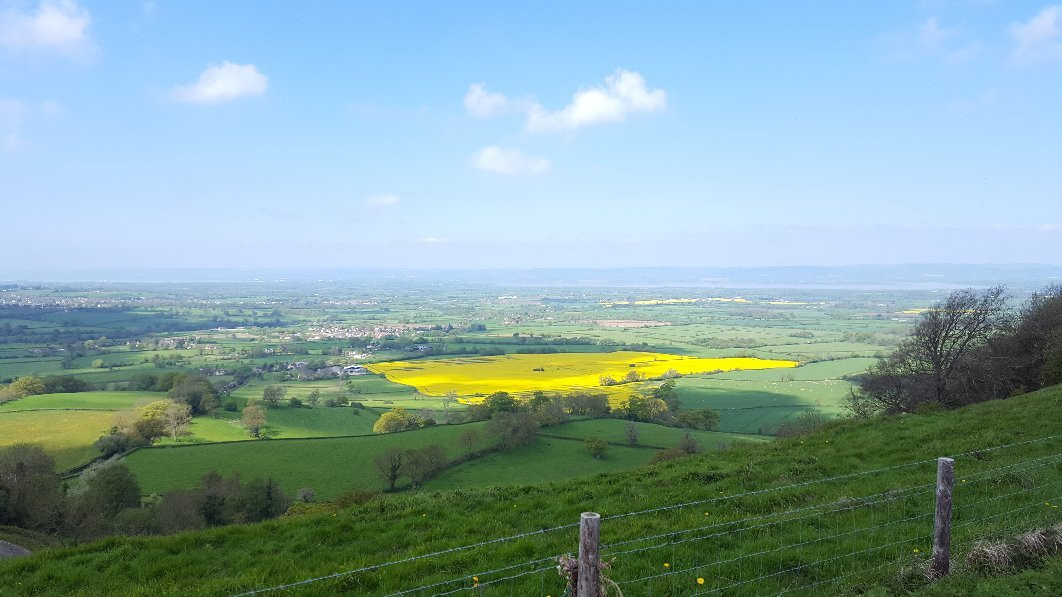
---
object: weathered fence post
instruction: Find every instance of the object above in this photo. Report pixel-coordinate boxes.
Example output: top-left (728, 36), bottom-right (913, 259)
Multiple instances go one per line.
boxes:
top-left (578, 512), bottom-right (601, 597)
top-left (932, 457), bottom-right (955, 578)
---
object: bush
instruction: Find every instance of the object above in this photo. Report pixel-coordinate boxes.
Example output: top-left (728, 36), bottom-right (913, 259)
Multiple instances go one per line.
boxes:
top-left (584, 436), bottom-right (608, 459)
top-left (296, 488), bottom-right (315, 503)
top-left (648, 448), bottom-right (686, 464)
top-left (774, 411), bottom-right (829, 438)
top-left (289, 397), bottom-right (303, 408)
top-left (223, 401), bottom-right (238, 412)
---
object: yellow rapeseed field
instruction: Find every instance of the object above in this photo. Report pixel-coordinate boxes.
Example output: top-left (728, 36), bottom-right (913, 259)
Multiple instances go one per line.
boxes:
top-left (367, 351), bottom-right (798, 401)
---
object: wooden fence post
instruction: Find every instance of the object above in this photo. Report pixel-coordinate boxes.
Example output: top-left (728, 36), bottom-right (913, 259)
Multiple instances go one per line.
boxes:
top-left (932, 457), bottom-right (955, 578)
top-left (578, 512), bottom-right (601, 597)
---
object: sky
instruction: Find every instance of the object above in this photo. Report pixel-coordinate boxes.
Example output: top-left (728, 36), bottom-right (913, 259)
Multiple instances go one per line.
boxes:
top-left (1, 1), bottom-right (1060, 273)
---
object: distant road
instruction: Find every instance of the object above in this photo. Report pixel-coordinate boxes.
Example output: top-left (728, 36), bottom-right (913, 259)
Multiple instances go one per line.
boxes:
top-left (0, 540), bottom-right (29, 558)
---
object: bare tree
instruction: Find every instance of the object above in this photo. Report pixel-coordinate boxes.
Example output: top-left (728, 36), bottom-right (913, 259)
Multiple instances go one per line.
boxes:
top-left (458, 429), bottom-right (479, 456)
top-left (373, 447), bottom-right (404, 490)
top-left (907, 286), bottom-right (1007, 406)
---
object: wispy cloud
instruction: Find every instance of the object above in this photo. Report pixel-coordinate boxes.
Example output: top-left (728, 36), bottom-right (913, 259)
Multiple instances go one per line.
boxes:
top-left (418, 236), bottom-right (449, 244)
top-left (0, 98), bottom-right (63, 153)
top-left (1010, 5), bottom-right (1062, 63)
top-left (0, 0), bottom-right (93, 57)
top-left (365, 194), bottom-right (400, 207)
top-left (471, 146), bottom-right (550, 174)
top-left (173, 61), bottom-right (268, 104)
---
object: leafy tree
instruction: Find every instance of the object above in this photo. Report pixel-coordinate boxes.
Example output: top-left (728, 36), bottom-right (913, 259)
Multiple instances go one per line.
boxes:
top-left (91, 359), bottom-right (106, 369)
top-left (135, 400), bottom-right (172, 441)
top-left (261, 385), bottom-right (287, 407)
top-left (306, 389), bottom-right (321, 407)
top-left (289, 397), bottom-right (303, 408)
top-left (372, 407), bottom-right (417, 433)
top-left (584, 436), bottom-right (609, 459)
top-left (232, 478), bottom-right (290, 522)
top-left (652, 380), bottom-right (680, 411)
top-left (79, 463), bottom-right (141, 518)
top-left (8, 376), bottom-right (46, 399)
top-left (484, 391), bottom-right (518, 414)
top-left (242, 405), bottom-right (267, 438)
top-left (486, 412), bottom-right (539, 450)
top-left (168, 375), bottom-right (219, 415)
top-left (373, 447), bottom-right (404, 490)
top-left (675, 408), bottom-right (720, 431)
top-left (162, 402), bottom-right (193, 441)
top-left (0, 444), bottom-right (62, 531)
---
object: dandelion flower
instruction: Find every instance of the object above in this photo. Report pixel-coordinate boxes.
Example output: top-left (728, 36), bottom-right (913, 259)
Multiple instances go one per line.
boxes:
top-left (663, 562), bottom-right (670, 568)
top-left (913, 548), bottom-right (920, 553)
top-left (697, 578), bottom-right (705, 585)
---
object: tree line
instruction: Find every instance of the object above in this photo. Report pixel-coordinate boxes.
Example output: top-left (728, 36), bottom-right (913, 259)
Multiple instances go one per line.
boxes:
top-left (848, 285), bottom-right (1062, 416)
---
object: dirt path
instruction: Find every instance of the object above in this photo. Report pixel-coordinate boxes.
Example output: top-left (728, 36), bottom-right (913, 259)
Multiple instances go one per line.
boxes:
top-left (0, 540), bottom-right (29, 558)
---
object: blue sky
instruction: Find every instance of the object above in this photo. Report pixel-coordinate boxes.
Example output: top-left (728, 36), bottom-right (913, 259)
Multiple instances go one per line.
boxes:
top-left (1, 1), bottom-right (1060, 271)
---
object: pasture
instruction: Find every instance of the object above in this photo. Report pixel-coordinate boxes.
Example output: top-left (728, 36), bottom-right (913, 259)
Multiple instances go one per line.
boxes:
top-left (0, 410), bottom-right (115, 470)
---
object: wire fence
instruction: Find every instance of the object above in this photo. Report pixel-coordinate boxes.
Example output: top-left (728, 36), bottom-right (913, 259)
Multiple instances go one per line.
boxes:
top-left (229, 434), bottom-right (1062, 596)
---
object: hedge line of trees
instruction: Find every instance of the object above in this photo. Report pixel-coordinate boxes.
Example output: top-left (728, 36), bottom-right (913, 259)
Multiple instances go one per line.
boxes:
top-left (0, 444), bottom-right (290, 543)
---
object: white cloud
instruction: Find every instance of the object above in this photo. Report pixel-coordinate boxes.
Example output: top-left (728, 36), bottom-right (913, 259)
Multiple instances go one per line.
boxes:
top-left (471, 146), bottom-right (550, 175)
top-left (418, 236), bottom-right (449, 244)
top-left (525, 69), bottom-right (667, 133)
top-left (1010, 5), bottom-right (1062, 63)
top-left (0, 0), bottom-right (91, 54)
top-left (173, 61), bottom-right (268, 104)
top-left (365, 194), bottom-right (400, 206)
top-left (464, 83), bottom-right (512, 118)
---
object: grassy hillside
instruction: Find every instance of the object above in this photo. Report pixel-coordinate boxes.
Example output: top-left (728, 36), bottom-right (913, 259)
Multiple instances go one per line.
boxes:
top-left (2, 386), bottom-right (1060, 596)
top-left (0, 410), bottom-right (115, 470)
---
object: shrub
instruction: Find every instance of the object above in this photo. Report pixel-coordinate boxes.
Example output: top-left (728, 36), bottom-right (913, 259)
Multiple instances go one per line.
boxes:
top-left (584, 437), bottom-right (608, 459)
top-left (296, 488), bottom-right (315, 503)
top-left (289, 397), bottom-right (303, 408)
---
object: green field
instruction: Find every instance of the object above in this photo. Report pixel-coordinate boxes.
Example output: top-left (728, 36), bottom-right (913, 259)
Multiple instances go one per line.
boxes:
top-left (125, 422), bottom-right (494, 498)
top-left (0, 410), bottom-right (115, 470)
top-left (0, 391), bottom-right (161, 412)
top-left (4, 385), bottom-right (1059, 596)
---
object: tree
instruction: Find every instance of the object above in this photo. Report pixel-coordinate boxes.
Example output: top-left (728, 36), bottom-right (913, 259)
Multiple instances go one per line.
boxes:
top-left (297, 488), bottom-right (315, 503)
top-left (855, 286), bottom-right (1009, 413)
top-left (373, 447), bottom-right (404, 490)
top-left (458, 429), bottom-right (480, 455)
top-left (909, 286), bottom-right (1007, 407)
top-left (232, 478), bottom-right (290, 522)
top-left (289, 397), bottom-right (303, 408)
top-left (306, 389), bottom-right (321, 407)
top-left (675, 408), bottom-right (720, 431)
top-left (8, 376), bottom-right (46, 399)
top-left (486, 412), bottom-right (539, 450)
top-left (403, 444), bottom-right (446, 486)
top-left (162, 402), bottom-right (192, 441)
top-left (168, 375), bottom-right (219, 415)
top-left (484, 391), bottom-right (518, 414)
top-left (262, 386), bottom-right (287, 407)
top-left (242, 405), bottom-right (267, 438)
top-left (677, 431), bottom-right (700, 454)
top-left (652, 380), bottom-right (680, 411)
top-left (135, 400), bottom-right (172, 441)
top-left (625, 422), bottom-right (639, 445)
top-left (372, 407), bottom-right (416, 433)
top-left (0, 444), bottom-right (62, 531)
top-left (584, 436), bottom-right (608, 459)
top-left (79, 463), bottom-right (141, 518)
top-left (91, 359), bottom-right (106, 369)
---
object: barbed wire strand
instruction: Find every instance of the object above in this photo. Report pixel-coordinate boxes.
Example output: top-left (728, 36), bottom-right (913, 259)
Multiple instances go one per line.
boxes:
top-left (230, 434), bottom-right (1059, 596)
top-left (382, 553), bottom-right (561, 597)
top-left (606, 485), bottom-right (935, 560)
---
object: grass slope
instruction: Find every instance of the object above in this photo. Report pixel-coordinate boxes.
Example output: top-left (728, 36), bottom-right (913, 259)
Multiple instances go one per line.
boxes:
top-left (2, 386), bottom-right (1060, 596)
top-left (541, 418), bottom-right (768, 448)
